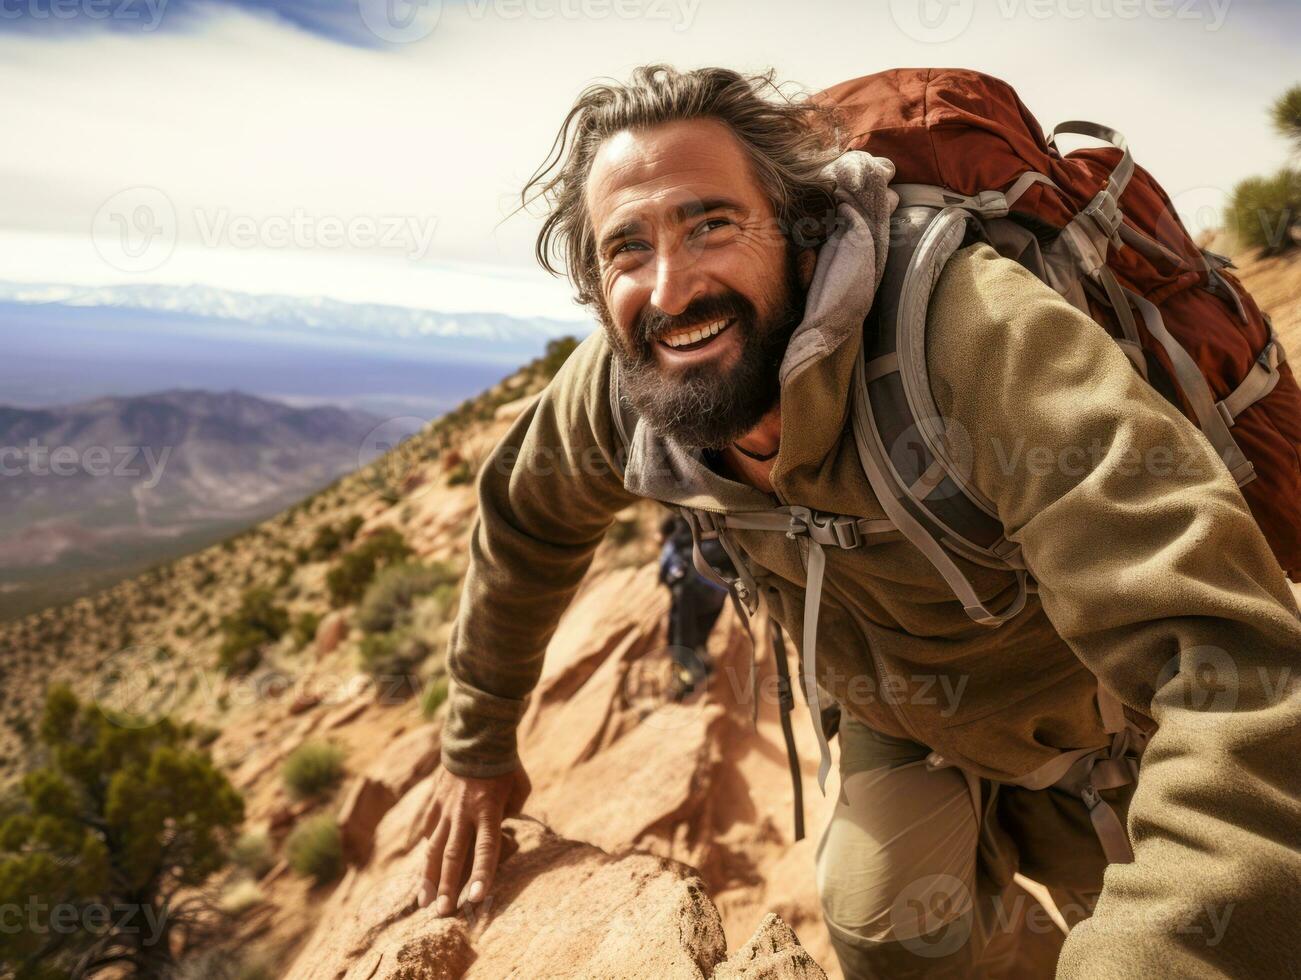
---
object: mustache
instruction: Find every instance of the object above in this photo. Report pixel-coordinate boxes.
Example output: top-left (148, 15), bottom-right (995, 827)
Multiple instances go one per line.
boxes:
top-left (636, 293), bottom-right (751, 344)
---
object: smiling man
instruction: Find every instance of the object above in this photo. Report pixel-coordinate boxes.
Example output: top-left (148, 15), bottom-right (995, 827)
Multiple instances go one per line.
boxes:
top-left (412, 65), bottom-right (1301, 979)
top-left (586, 117), bottom-right (813, 464)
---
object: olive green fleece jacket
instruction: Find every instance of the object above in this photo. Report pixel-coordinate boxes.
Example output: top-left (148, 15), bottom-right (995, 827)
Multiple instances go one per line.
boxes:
top-left (441, 240), bottom-right (1300, 974)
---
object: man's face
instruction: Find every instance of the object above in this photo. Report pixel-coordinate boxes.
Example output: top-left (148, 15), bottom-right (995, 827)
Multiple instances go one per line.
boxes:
top-left (586, 118), bottom-right (813, 449)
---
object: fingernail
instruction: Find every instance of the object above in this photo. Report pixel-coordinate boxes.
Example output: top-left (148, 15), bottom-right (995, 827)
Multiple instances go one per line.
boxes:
top-left (417, 885), bottom-right (429, 909)
top-left (468, 880), bottom-right (484, 902)
top-left (436, 895), bottom-right (453, 917)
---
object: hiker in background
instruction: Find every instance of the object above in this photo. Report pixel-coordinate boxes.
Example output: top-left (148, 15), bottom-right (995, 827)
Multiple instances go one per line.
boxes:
top-left (657, 512), bottom-right (733, 698)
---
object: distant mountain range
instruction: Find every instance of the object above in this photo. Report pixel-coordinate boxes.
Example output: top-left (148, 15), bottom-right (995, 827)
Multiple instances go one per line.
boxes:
top-left (0, 281), bottom-right (589, 353)
top-left (0, 389), bottom-right (384, 618)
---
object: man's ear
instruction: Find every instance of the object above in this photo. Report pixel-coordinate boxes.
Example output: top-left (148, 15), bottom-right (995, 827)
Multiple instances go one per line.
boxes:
top-left (798, 247), bottom-right (816, 289)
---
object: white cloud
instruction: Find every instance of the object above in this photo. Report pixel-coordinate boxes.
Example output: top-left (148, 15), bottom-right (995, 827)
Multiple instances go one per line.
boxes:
top-left (0, 0), bottom-right (1296, 318)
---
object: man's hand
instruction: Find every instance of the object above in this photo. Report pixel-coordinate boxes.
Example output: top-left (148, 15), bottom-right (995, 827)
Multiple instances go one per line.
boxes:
top-left (414, 765), bottom-right (531, 916)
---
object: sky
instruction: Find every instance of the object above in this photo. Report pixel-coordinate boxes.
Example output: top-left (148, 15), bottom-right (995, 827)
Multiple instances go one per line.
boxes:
top-left (0, 0), bottom-right (1298, 322)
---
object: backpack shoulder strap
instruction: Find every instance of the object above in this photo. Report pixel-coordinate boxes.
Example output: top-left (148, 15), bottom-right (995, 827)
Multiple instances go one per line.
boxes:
top-left (851, 204), bottom-right (1029, 627)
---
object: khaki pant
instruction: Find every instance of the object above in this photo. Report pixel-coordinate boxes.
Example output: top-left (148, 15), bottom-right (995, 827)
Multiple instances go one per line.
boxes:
top-left (814, 718), bottom-right (1113, 979)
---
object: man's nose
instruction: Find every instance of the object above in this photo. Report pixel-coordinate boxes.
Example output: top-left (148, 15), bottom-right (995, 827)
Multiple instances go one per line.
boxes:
top-left (649, 241), bottom-right (708, 317)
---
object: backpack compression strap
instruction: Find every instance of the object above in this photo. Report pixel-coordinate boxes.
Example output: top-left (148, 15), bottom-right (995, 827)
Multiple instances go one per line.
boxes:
top-left (683, 505), bottom-right (894, 796)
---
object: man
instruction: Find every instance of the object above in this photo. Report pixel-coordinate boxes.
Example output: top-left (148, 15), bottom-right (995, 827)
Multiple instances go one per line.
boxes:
top-left (658, 511), bottom-right (732, 699)
top-left (413, 64), bottom-right (1301, 978)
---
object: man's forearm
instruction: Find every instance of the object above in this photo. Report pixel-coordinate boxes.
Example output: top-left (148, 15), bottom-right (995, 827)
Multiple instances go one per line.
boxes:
top-left (438, 331), bottom-right (637, 777)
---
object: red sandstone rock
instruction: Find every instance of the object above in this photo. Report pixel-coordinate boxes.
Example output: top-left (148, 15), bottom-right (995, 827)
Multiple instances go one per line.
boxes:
top-left (712, 913), bottom-right (828, 979)
top-left (366, 724), bottom-right (441, 799)
top-left (339, 776), bottom-right (399, 867)
top-left (315, 611), bottom-right (349, 658)
top-left (289, 690), bottom-right (323, 716)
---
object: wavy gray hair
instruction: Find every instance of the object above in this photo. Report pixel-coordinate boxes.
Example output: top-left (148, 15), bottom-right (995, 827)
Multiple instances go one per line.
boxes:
top-left (520, 64), bottom-right (847, 309)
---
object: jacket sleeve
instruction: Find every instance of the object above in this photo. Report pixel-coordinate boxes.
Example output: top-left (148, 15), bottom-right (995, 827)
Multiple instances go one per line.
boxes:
top-left (926, 244), bottom-right (1301, 977)
top-left (440, 329), bottom-right (640, 778)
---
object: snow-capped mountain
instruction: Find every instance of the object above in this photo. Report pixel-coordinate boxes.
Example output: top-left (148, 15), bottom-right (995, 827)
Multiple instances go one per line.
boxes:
top-left (0, 281), bottom-right (592, 348)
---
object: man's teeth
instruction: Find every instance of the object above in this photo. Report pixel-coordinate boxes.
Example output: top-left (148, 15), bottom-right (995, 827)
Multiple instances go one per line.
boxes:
top-left (659, 318), bottom-right (730, 349)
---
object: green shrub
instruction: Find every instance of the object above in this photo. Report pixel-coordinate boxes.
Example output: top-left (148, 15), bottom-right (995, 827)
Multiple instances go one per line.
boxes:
top-left (282, 741), bottom-right (345, 801)
top-left (340, 514), bottom-right (365, 542)
top-left (539, 336), bottom-right (579, 379)
top-left (359, 632), bottom-right (432, 700)
top-left (273, 561), bottom-right (294, 588)
top-left (421, 675), bottom-right (449, 719)
top-left (217, 624), bottom-right (265, 675)
top-left (326, 528), bottom-right (413, 608)
top-left (1272, 84), bottom-right (1301, 153)
top-left (446, 461), bottom-right (474, 486)
top-left (219, 879), bottom-right (266, 917)
top-left (285, 813), bottom-right (343, 885)
top-left (218, 588), bottom-right (290, 675)
top-left (326, 551), bottom-right (376, 609)
top-left (230, 830), bottom-right (275, 878)
top-left (357, 562), bottom-right (455, 635)
top-left (292, 611), bottom-right (321, 650)
top-left (0, 686), bottom-right (243, 977)
top-left (605, 517), bottom-right (639, 547)
top-left (306, 523), bottom-right (342, 561)
top-left (1227, 168), bottom-right (1301, 253)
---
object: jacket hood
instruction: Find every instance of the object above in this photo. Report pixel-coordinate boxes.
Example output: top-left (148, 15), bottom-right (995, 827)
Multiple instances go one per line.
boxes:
top-left (620, 148), bottom-right (899, 511)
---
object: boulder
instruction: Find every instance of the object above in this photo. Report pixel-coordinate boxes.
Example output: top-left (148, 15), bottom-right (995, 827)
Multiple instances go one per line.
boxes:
top-left (339, 775), bottom-right (399, 866)
top-left (315, 611), bottom-right (349, 658)
top-left (289, 690), bottom-right (323, 716)
top-left (366, 724), bottom-right (442, 800)
top-left (711, 913), bottom-right (828, 979)
top-left (282, 817), bottom-right (798, 980)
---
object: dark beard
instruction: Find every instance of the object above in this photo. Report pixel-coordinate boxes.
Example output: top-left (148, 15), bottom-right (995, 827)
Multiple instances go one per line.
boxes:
top-left (606, 245), bottom-right (808, 450)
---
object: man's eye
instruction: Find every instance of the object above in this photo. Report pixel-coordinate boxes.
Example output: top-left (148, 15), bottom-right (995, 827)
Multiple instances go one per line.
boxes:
top-left (613, 240), bottom-right (647, 256)
top-left (694, 218), bottom-right (732, 236)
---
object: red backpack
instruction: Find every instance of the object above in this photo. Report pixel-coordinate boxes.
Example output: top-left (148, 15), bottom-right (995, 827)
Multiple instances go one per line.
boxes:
top-left (811, 67), bottom-right (1301, 601)
top-left (608, 69), bottom-right (1301, 844)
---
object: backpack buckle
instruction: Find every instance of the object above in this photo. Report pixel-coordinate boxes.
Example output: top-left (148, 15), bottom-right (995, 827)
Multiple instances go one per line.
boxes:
top-left (823, 515), bottom-right (863, 549)
top-left (1081, 187), bottom-right (1124, 245)
top-left (784, 506), bottom-right (863, 550)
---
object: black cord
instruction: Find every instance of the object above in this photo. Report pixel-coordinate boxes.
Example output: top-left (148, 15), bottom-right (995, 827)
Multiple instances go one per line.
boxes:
top-left (731, 441), bottom-right (779, 462)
